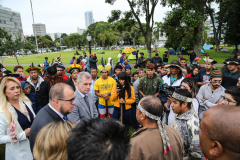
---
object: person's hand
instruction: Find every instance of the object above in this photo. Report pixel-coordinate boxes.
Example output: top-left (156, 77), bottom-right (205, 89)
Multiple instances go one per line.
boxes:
top-left (102, 93), bottom-right (109, 100)
top-left (116, 88), bottom-right (121, 93)
top-left (202, 98), bottom-right (205, 102)
top-left (24, 128), bottom-right (30, 137)
top-left (216, 100), bottom-right (225, 105)
top-left (119, 98), bottom-right (125, 104)
top-left (143, 58), bottom-right (147, 61)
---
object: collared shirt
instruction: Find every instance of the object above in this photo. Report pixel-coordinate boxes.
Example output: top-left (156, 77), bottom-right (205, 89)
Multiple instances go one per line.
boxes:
top-left (48, 103), bottom-right (65, 121)
top-left (77, 89), bottom-right (87, 98)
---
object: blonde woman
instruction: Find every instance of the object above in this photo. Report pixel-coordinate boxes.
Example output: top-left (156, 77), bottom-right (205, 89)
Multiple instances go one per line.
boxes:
top-left (0, 77), bottom-right (35, 160)
top-left (33, 121), bottom-right (76, 160)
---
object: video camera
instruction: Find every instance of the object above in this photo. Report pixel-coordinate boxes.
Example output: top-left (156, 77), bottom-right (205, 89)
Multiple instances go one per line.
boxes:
top-left (159, 83), bottom-right (180, 98)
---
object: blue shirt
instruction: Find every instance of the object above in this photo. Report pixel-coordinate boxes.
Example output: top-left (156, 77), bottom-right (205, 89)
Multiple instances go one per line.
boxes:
top-left (44, 60), bottom-right (49, 70)
top-left (69, 59), bottom-right (74, 64)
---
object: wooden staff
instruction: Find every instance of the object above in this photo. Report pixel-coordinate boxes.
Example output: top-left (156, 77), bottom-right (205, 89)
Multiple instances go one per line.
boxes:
top-left (120, 103), bottom-right (123, 123)
top-left (105, 100), bottom-right (109, 118)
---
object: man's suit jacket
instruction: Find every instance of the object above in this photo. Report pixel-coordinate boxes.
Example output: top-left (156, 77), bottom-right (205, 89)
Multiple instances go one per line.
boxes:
top-left (29, 104), bottom-right (63, 151)
top-left (68, 90), bottom-right (98, 123)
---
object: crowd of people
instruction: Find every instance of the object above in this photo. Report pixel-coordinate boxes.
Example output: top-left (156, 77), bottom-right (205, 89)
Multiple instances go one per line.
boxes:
top-left (0, 49), bottom-right (240, 160)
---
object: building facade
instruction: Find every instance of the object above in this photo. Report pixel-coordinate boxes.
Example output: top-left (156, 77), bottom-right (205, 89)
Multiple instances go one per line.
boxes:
top-left (85, 11), bottom-right (94, 29)
top-left (0, 5), bottom-right (23, 40)
top-left (32, 23), bottom-right (46, 37)
top-left (77, 27), bottom-right (84, 35)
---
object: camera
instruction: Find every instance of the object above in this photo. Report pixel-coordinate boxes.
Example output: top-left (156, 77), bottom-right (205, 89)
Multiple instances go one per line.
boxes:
top-left (159, 83), bottom-right (180, 98)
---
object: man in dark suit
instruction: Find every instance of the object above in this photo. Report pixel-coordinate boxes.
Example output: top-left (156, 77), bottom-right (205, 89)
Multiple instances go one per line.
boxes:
top-left (29, 83), bottom-right (76, 151)
top-left (68, 72), bottom-right (99, 123)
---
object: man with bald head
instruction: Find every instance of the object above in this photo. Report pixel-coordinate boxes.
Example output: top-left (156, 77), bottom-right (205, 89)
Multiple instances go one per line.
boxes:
top-left (199, 105), bottom-right (240, 160)
top-left (29, 83), bottom-right (76, 151)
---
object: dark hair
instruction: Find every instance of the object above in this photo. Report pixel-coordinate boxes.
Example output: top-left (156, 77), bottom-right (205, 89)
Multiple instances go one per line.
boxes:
top-left (155, 53), bottom-right (159, 56)
top-left (225, 86), bottom-right (240, 105)
top-left (140, 96), bottom-right (163, 122)
top-left (138, 68), bottom-right (146, 73)
top-left (114, 64), bottom-right (123, 71)
top-left (13, 65), bottom-right (23, 72)
top-left (47, 66), bottom-right (57, 75)
top-left (73, 56), bottom-right (76, 59)
top-left (174, 89), bottom-right (192, 109)
top-left (90, 67), bottom-right (97, 71)
top-left (134, 64), bottom-right (140, 69)
top-left (181, 77), bottom-right (199, 98)
top-left (132, 72), bottom-right (139, 77)
top-left (67, 118), bottom-right (130, 160)
top-left (118, 72), bottom-right (131, 98)
top-left (180, 58), bottom-right (187, 61)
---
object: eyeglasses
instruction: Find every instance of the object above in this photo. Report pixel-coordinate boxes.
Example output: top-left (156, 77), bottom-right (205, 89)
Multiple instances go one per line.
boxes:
top-left (211, 81), bottom-right (222, 84)
top-left (58, 97), bottom-right (75, 104)
top-left (222, 96), bottom-right (237, 105)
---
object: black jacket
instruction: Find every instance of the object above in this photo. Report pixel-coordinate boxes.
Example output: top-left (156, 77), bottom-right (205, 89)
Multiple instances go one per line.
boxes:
top-left (188, 52), bottom-right (196, 60)
top-left (150, 57), bottom-right (162, 69)
top-left (27, 77), bottom-right (50, 107)
top-left (66, 77), bottom-right (76, 91)
top-left (222, 69), bottom-right (240, 89)
top-left (138, 57), bottom-right (146, 68)
top-left (29, 105), bottom-right (63, 151)
top-left (89, 58), bottom-right (97, 69)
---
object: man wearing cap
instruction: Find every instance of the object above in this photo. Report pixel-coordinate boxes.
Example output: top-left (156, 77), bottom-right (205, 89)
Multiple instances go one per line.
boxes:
top-left (151, 53), bottom-right (162, 69)
top-left (20, 81), bottom-right (42, 114)
top-left (138, 63), bottom-right (162, 100)
top-left (25, 63), bottom-right (50, 107)
top-left (171, 89), bottom-right (204, 160)
top-left (160, 60), bottom-right (184, 125)
top-left (44, 57), bottom-right (50, 70)
top-left (196, 56), bottom-right (217, 86)
top-left (125, 65), bottom-right (132, 76)
top-left (127, 95), bottom-right (184, 160)
top-left (94, 65), bottom-right (116, 118)
top-left (89, 54), bottom-right (98, 69)
top-left (162, 51), bottom-right (169, 65)
top-left (138, 52), bottom-right (147, 68)
top-left (221, 58), bottom-right (240, 89)
top-left (196, 70), bottom-right (225, 120)
top-left (161, 60), bottom-right (184, 87)
top-left (195, 57), bottom-right (202, 69)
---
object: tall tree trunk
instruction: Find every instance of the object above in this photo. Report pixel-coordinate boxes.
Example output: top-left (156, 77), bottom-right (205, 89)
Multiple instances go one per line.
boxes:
top-left (193, 1), bottom-right (204, 57)
top-left (145, 31), bottom-right (152, 60)
top-left (14, 53), bottom-right (20, 65)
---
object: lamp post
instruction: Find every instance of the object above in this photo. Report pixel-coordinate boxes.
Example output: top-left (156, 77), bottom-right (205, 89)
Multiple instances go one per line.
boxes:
top-left (87, 33), bottom-right (91, 55)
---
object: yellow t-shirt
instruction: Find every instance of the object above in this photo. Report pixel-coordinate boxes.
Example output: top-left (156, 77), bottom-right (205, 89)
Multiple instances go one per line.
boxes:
top-left (94, 77), bottom-right (117, 106)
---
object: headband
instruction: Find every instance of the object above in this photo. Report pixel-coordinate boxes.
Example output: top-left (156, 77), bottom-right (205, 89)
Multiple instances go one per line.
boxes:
top-left (138, 104), bottom-right (171, 154)
top-left (172, 92), bottom-right (192, 102)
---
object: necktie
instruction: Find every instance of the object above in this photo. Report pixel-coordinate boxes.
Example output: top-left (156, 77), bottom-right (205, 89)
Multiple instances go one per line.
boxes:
top-left (63, 116), bottom-right (68, 121)
top-left (84, 95), bottom-right (90, 109)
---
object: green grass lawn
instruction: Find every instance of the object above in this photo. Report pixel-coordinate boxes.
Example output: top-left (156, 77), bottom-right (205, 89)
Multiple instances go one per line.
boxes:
top-left (1, 47), bottom-right (235, 66)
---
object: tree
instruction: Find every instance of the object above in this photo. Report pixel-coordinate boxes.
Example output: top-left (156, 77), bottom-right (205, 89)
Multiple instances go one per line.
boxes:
top-left (44, 35), bottom-right (53, 42)
top-left (161, 0), bottom-right (214, 56)
top-left (68, 33), bottom-right (85, 50)
top-left (0, 33), bottom-right (23, 65)
top-left (222, 0), bottom-right (240, 51)
top-left (205, 0), bottom-right (224, 51)
top-left (105, 0), bottom-right (160, 59)
top-left (38, 36), bottom-right (52, 48)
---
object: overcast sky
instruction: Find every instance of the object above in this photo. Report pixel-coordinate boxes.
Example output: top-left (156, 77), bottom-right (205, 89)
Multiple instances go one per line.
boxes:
top-left (0, 0), bottom-right (174, 35)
